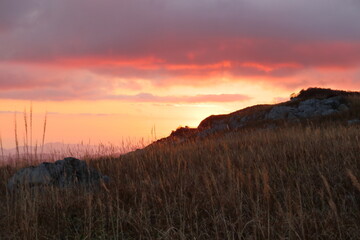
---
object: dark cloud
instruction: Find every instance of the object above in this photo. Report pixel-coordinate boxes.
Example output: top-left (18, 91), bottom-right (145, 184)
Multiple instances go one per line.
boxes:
top-left (0, 0), bottom-right (359, 97)
top-left (0, 0), bottom-right (39, 32)
top-left (0, 67), bottom-right (68, 90)
top-left (1, 0), bottom-right (360, 63)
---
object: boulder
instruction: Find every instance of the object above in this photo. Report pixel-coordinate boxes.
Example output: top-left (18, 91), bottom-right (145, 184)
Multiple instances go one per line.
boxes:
top-left (266, 106), bottom-right (295, 120)
top-left (338, 104), bottom-right (349, 112)
top-left (7, 157), bottom-right (109, 191)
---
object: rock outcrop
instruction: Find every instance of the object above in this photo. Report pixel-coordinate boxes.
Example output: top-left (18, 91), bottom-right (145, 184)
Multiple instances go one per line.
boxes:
top-left (7, 157), bottom-right (109, 191)
top-left (151, 88), bottom-right (359, 145)
top-left (290, 87), bottom-right (360, 100)
top-left (266, 96), bottom-right (348, 120)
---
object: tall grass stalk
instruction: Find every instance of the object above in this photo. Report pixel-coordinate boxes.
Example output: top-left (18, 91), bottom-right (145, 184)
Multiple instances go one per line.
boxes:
top-left (40, 111), bottom-right (47, 160)
top-left (30, 103), bottom-right (33, 160)
top-left (23, 107), bottom-right (29, 159)
top-left (0, 133), bottom-right (4, 161)
top-left (14, 112), bottom-right (20, 160)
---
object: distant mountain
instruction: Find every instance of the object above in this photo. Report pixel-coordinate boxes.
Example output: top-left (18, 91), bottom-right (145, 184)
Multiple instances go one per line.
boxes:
top-left (1, 142), bottom-right (122, 162)
top-left (2, 142), bottom-right (93, 154)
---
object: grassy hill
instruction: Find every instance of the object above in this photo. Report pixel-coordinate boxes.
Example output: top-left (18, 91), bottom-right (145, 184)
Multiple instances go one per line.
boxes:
top-left (0, 88), bottom-right (360, 239)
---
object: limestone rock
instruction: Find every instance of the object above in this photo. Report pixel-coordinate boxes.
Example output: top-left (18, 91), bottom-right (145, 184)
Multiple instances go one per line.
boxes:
top-left (198, 96), bottom-right (350, 138)
top-left (266, 106), bottom-right (295, 120)
top-left (338, 104), bottom-right (349, 112)
top-left (7, 157), bottom-right (109, 191)
top-left (266, 96), bottom-right (347, 120)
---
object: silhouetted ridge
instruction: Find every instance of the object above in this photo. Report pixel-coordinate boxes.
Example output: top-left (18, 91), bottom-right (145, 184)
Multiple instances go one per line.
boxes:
top-left (291, 87), bottom-right (360, 100)
top-left (198, 104), bottom-right (271, 130)
top-left (150, 87), bottom-right (360, 146)
top-left (170, 126), bottom-right (197, 138)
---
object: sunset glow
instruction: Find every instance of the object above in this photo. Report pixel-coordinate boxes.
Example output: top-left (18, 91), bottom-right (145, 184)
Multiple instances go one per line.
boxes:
top-left (1, 0), bottom-right (359, 149)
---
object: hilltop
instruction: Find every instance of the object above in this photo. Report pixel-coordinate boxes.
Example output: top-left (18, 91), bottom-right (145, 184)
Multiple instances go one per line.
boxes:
top-left (150, 87), bottom-right (360, 146)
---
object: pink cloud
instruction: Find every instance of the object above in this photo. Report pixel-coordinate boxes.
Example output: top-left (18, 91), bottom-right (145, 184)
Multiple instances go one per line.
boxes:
top-left (0, 0), bottom-right (359, 99)
top-left (0, 86), bottom-right (250, 103)
top-left (5, 39), bottom-right (360, 81)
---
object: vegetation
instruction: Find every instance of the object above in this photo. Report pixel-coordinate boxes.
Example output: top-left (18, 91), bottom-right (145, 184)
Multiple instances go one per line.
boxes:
top-left (0, 90), bottom-right (359, 239)
top-left (290, 87), bottom-right (360, 100)
top-left (0, 122), bottom-right (360, 239)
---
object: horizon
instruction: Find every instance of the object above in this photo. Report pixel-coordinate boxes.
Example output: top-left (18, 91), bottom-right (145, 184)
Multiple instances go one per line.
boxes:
top-left (1, 0), bottom-right (360, 148)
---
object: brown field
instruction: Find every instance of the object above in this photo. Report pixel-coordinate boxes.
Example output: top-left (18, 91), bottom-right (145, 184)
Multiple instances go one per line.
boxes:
top-left (1, 122), bottom-right (360, 239)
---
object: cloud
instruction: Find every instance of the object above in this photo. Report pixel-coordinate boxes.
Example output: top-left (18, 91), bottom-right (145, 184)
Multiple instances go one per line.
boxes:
top-left (0, 62), bottom-right (253, 102)
top-left (1, 59), bottom-right (359, 104)
top-left (108, 93), bottom-right (251, 103)
top-left (0, 0), bottom-right (359, 97)
top-left (1, 0), bottom-right (360, 65)
top-left (47, 112), bottom-right (117, 117)
top-left (0, 85), bottom-right (250, 103)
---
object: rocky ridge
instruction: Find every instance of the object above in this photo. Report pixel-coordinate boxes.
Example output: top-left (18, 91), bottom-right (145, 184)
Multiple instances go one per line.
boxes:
top-left (155, 88), bottom-right (360, 144)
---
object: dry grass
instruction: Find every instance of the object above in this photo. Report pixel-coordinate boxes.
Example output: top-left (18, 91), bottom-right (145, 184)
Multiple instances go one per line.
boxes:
top-left (0, 123), bottom-right (360, 239)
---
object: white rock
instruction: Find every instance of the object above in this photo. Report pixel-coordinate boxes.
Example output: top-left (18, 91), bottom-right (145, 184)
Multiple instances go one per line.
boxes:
top-left (7, 157), bottom-right (109, 192)
top-left (266, 106), bottom-right (294, 120)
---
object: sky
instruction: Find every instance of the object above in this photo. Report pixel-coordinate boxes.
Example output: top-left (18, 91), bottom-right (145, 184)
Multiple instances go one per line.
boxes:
top-left (0, 0), bottom-right (360, 149)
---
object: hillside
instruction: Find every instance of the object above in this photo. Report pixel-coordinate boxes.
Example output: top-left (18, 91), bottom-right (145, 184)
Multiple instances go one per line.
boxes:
top-left (0, 87), bottom-right (360, 239)
top-left (151, 87), bottom-right (360, 146)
